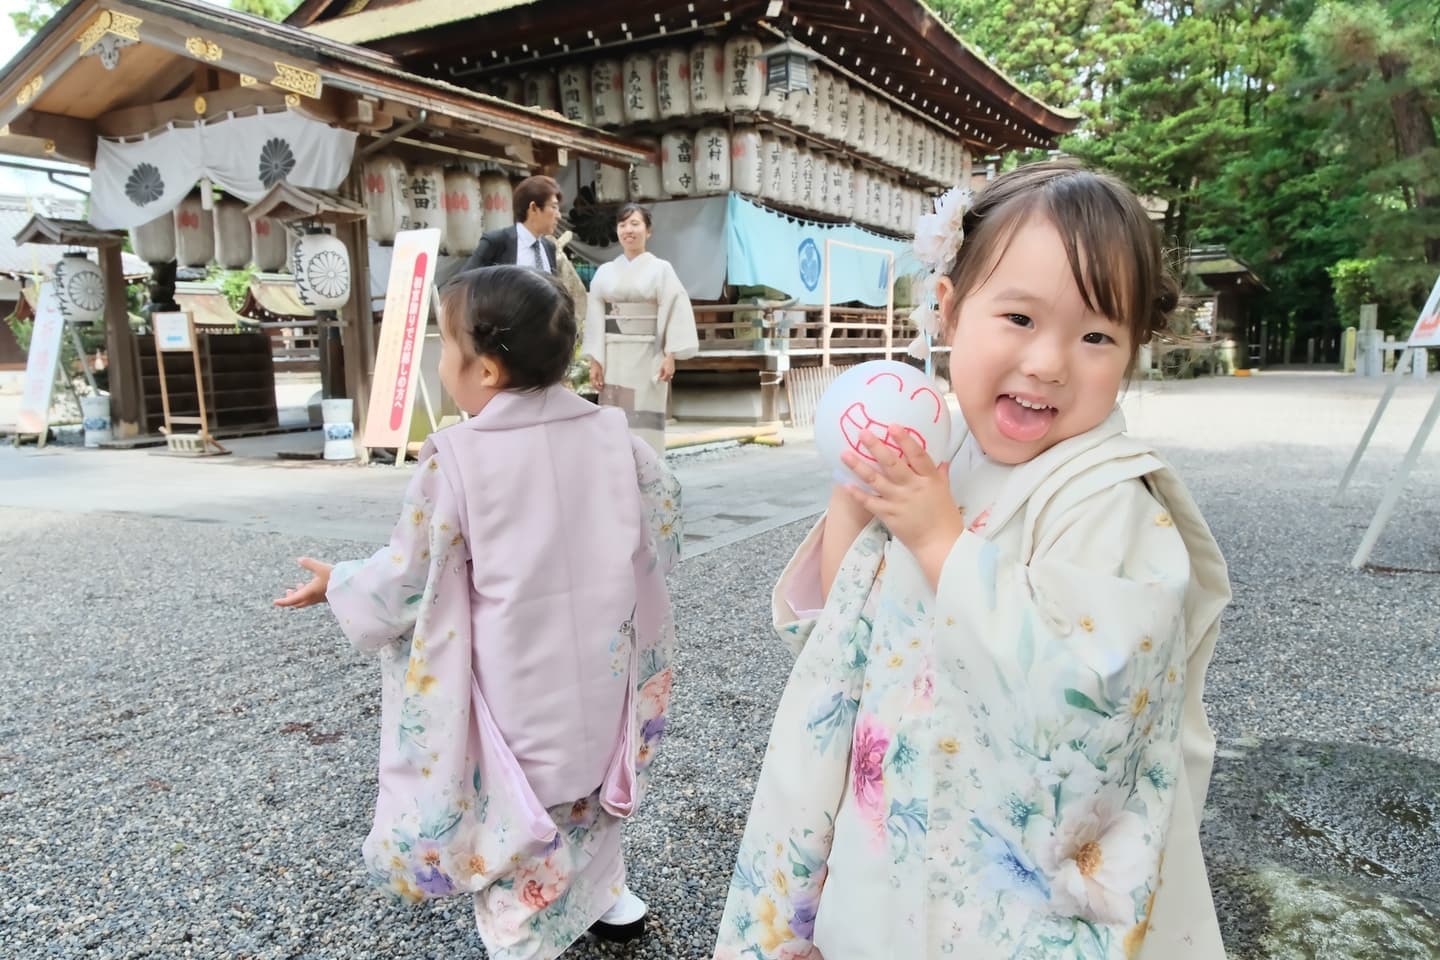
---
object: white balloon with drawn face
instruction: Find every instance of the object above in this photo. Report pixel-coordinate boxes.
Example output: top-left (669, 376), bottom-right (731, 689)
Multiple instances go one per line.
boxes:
top-left (814, 360), bottom-right (953, 487)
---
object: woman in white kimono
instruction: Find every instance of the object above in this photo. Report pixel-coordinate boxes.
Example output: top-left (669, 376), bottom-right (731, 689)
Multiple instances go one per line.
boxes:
top-left (714, 162), bottom-right (1232, 959)
top-left (584, 203), bottom-right (700, 455)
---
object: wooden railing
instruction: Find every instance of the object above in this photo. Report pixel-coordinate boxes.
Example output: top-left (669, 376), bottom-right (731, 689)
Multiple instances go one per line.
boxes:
top-left (689, 302), bottom-right (950, 366)
top-left (258, 321), bottom-right (321, 371)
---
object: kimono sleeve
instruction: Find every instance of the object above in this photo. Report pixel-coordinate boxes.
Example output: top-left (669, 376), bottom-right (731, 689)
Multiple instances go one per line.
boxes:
top-left (656, 259), bottom-right (699, 360)
top-left (582, 263), bottom-right (608, 362)
top-left (326, 455), bottom-right (463, 654)
top-left (935, 478), bottom-right (1197, 943)
top-left (771, 518), bottom-right (826, 656)
top-left (631, 434), bottom-right (682, 573)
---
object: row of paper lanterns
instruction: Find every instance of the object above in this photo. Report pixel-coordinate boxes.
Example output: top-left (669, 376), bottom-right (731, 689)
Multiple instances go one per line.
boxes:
top-left (598, 126), bottom-right (927, 234)
top-left (127, 198), bottom-right (352, 310)
top-left (493, 37), bottom-right (968, 187)
top-left (129, 197), bottom-right (293, 272)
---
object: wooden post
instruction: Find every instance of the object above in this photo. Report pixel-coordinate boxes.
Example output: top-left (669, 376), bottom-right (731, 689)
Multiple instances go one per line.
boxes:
top-left (338, 162), bottom-right (375, 463)
top-left (100, 244), bottom-right (143, 436)
top-left (821, 238), bottom-right (833, 368)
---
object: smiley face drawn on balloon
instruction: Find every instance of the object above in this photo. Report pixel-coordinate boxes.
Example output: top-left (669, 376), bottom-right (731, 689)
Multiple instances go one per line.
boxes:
top-left (840, 371), bottom-right (945, 462)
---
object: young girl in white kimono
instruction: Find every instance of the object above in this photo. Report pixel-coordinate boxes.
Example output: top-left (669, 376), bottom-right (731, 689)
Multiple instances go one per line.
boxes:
top-left (713, 161), bottom-right (1232, 960)
top-left (275, 266), bottom-right (680, 959)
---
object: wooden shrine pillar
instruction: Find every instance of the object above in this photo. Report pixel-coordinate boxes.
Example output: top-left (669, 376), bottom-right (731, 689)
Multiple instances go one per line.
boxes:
top-left (338, 160), bottom-right (375, 462)
top-left (101, 243), bottom-right (143, 436)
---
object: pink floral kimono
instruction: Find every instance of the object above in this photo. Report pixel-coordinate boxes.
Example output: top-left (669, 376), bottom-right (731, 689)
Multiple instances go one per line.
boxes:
top-left (326, 385), bottom-right (680, 960)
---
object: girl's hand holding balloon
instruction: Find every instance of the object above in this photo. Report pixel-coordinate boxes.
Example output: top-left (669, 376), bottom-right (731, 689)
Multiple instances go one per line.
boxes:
top-left (842, 428), bottom-right (964, 590)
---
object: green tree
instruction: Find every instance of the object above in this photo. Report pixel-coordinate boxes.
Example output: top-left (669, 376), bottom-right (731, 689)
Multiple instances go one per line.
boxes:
top-left (229, 0), bottom-right (302, 21)
top-left (931, 0), bottom-right (1147, 120)
top-left (1064, 15), bottom-right (1241, 248)
top-left (1300, 1), bottom-right (1439, 299)
top-left (10, 0), bottom-right (65, 38)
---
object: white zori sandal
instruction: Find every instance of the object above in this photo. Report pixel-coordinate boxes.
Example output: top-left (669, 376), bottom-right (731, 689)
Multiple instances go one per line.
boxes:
top-left (590, 886), bottom-right (648, 942)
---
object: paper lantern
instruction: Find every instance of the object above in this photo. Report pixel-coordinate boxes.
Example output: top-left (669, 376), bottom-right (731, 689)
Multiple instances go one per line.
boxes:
top-left (694, 126), bottom-right (731, 195)
top-left (522, 70), bottom-right (558, 112)
top-left (406, 164), bottom-right (448, 252)
top-left (724, 36), bottom-right (764, 113)
top-left (815, 153), bottom-right (830, 214)
top-left (871, 176), bottom-right (887, 228)
top-left (173, 195), bottom-right (214, 267)
top-left (291, 230), bottom-right (351, 311)
top-left (629, 137), bottom-right (662, 201)
top-left (814, 71), bottom-right (836, 139)
top-left (479, 173), bottom-right (514, 232)
top-left (590, 59), bottom-right (624, 127)
top-left (443, 169), bottom-right (483, 256)
top-left (828, 159), bottom-right (848, 217)
top-left (212, 199), bottom-right (251, 270)
top-left (251, 217), bottom-right (286, 272)
top-left (362, 154), bottom-right (408, 244)
top-left (866, 96), bottom-right (884, 158)
top-left (781, 138), bottom-right (799, 205)
top-left (129, 213), bottom-right (175, 264)
top-left (853, 168), bottom-right (870, 224)
top-left (761, 135), bottom-right (784, 200)
top-left (805, 72), bottom-right (824, 131)
top-left (731, 127), bottom-right (763, 196)
top-left (850, 93), bottom-right (868, 155)
top-left (660, 131), bottom-right (696, 197)
top-left (814, 360), bottom-right (953, 488)
top-left (689, 42), bottom-right (725, 113)
top-left (833, 82), bottom-right (851, 144)
top-left (51, 253), bottom-right (105, 324)
top-left (621, 52), bottom-right (658, 124)
top-left (557, 65), bottom-right (593, 124)
top-left (596, 163), bottom-right (628, 203)
top-left (797, 146), bottom-right (816, 210)
top-left (655, 49), bottom-right (691, 119)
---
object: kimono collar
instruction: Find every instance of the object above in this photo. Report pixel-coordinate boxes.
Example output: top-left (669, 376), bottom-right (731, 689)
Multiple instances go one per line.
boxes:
top-left (453, 384), bottom-right (601, 433)
top-left (958, 406), bottom-right (1134, 538)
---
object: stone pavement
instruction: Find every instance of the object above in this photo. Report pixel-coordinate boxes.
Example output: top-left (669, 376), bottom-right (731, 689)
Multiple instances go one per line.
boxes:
top-left (0, 424), bottom-right (833, 554)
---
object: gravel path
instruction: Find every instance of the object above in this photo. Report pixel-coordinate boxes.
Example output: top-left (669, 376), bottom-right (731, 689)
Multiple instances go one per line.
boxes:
top-left (4, 373), bottom-right (1439, 958)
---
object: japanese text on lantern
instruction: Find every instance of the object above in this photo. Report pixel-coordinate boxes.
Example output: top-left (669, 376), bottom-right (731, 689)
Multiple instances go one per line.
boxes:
top-left (731, 47), bottom-right (751, 97)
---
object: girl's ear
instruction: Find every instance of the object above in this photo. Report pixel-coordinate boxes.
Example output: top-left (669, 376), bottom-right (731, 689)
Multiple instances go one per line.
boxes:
top-left (477, 353), bottom-right (507, 388)
top-left (936, 275), bottom-right (958, 337)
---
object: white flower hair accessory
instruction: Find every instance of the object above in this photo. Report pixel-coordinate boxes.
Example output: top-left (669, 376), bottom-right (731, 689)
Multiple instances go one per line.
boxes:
top-left (908, 185), bottom-right (973, 360)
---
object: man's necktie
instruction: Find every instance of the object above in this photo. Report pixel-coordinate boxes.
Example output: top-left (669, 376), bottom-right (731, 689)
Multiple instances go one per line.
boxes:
top-left (532, 239), bottom-right (544, 272)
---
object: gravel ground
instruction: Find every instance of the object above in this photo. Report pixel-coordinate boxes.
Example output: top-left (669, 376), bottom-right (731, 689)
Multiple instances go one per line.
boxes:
top-left (3, 373), bottom-right (1440, 958)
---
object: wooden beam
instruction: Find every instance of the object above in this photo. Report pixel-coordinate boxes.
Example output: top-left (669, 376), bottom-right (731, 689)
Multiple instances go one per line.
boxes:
top-left (96, 82), bottom-right (342, 136)
top-left (109, 1), bottom-right (329, 105)
top-left (6, 111), bottom-right (97, 164)
top-left (0, 0), bottom-right (103, 130)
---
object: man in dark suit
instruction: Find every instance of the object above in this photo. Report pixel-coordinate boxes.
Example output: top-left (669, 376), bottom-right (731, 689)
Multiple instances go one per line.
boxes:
top-left (462, 174), bottom-right (562, 275)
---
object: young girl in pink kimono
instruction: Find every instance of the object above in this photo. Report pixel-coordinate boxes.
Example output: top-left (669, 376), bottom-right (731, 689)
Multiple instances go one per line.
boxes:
top-left (714, 161), bottom-right (1232, 959)
top-left (275, 265), bottom-right (680, 959)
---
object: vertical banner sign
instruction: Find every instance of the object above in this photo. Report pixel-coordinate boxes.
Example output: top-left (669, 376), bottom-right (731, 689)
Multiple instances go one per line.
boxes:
top-left (17, 283), bottom-right (66, 436)
top-left (363, 228), bottom-right (442, 451)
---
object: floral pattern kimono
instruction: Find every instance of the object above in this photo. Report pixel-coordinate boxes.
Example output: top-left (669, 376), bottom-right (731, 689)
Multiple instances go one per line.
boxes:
top-left (326, 386), bottom-right (681, 960)
top-left (715, 410), bottom-right (1231, 960)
